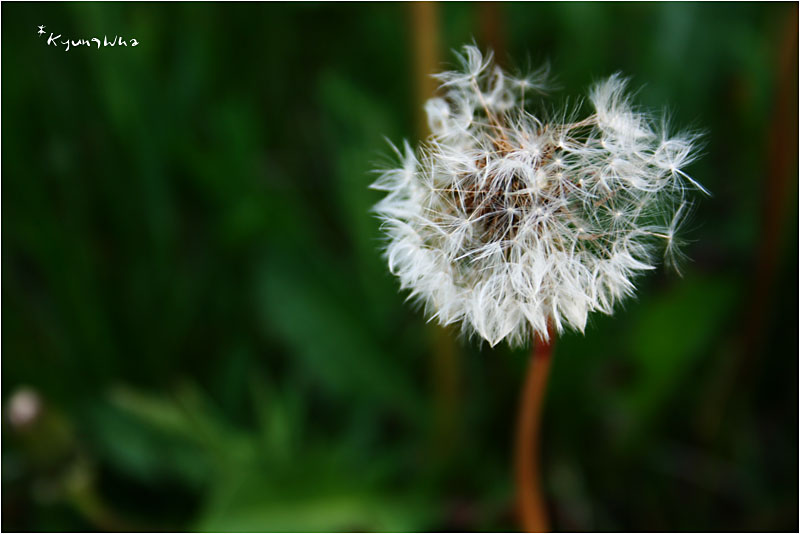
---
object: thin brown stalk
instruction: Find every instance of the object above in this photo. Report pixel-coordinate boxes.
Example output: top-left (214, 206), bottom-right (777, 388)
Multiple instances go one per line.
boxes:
top-left (409, 2), bottom-right (440, 137)
top-left (478, 2), bottom-right (507, 66)
top-left (696, 3), bottom-right (798, 439)
top-left (409, 1), bottom-right (462, 458)
top-left (514, 327), bottom-right (555, 532)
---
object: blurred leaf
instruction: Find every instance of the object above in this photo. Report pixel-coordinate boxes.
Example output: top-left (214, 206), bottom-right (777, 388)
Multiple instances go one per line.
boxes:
top-left (619, 275), bottom-right (741, 444)
top-left (198, 493), bottom-right (432, 532)
top-left (256, 256), bottom-right (423, 419)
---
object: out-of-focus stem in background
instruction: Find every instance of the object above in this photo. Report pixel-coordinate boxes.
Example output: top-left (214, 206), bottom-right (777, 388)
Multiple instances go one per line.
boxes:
top-left (697, 4), bottom-right (798, 439)
top-left (410, 2), bottom-right (441, 137)
top-left (479, 2), bottom-right (507, 65)
top-left (408, 2), bottom-right (461, 459)
top-left (744, 5), bottom-right (798, 364)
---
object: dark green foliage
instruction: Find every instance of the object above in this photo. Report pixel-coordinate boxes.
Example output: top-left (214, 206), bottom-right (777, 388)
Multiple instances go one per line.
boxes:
top-left (3, 2), bottom-right (797, 531)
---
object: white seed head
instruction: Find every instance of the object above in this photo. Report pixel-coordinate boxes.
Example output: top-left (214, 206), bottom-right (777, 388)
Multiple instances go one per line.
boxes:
top-left (372, 46), bottom-right (705, 347)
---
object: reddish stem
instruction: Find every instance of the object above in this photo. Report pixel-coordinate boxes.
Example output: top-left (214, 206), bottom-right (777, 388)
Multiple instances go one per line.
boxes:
top-left (514, 328), bottom-right (555, 532)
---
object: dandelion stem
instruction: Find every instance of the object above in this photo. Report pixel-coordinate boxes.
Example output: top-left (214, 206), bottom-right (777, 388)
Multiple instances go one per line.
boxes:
top-left (514, 327), bottom-right (555, 532)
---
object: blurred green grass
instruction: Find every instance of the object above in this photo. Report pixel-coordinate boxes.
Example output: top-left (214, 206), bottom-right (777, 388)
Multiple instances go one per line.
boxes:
top-left (2, 2), bottom-right (797, 531)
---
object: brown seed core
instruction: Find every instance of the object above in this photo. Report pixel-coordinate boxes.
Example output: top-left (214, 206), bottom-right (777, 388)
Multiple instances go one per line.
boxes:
top-left (456, 142), bottom-right (557, 244)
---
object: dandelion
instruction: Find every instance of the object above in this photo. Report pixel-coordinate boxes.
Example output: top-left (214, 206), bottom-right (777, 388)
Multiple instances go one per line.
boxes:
top-left (371, 46), bottom-right (705, 348)
top-left (372, 45), bottom-right (705, 532)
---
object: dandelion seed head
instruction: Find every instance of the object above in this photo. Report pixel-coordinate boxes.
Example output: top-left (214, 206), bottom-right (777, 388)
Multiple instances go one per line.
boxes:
top-left (372, 46), bottom-right (706, 347)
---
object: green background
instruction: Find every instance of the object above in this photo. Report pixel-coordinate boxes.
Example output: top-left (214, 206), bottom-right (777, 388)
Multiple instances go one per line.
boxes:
top-left (2, 2), bottom-right (797, 531)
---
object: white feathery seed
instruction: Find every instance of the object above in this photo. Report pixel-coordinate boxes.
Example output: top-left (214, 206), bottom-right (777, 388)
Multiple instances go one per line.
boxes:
top-left (371, 46), bottom-right (706, 347)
